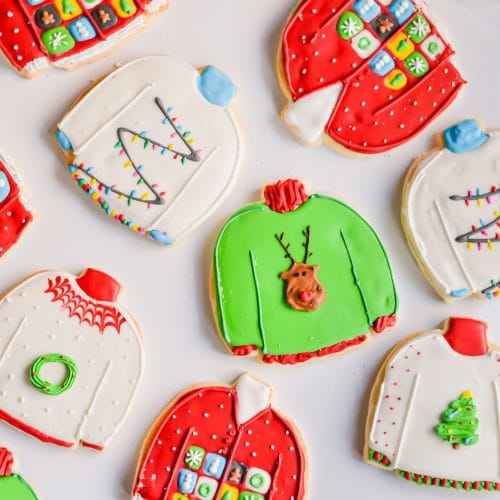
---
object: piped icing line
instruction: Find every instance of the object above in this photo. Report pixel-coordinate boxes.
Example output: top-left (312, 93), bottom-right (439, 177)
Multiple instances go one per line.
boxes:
top-left (392, 373), bottom-right (420, 469)
top-left (132, 374), bottom-right (307, 500)
top-left (280, 0), bottom-right (465, 154)
top-left (368, 449), bottom-right (500, 491)
top-left (0, 147), bottom-right (35, 259)
top-left (0, 1), bottom-right (170, 77)
top-left (213, 180), bottom-right (398, 364)
top-left (56, 56), bottom-right (243, 246)
top-left (0, 269), bottom-right (143, 450)
top-left (433, 199), bottom-right (475, 291)
top-left (402, 120), bottom-right (500, 300)
top-left (367, 319), bottom-right (500, 487)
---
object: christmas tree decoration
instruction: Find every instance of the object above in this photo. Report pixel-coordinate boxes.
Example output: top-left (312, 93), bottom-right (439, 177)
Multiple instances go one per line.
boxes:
top-left (212, 179), bottom-right (398, 364)
top-left (278, 0), bottom-right (464, 154)
top-left (0, 0), bottom-right (170, 77)
top-left (435, 391), bottom-right (479, 449)
top-left (0, 147), bottom-right (34, 260)
top-left (365, 318), bottom-right (500, 491)
top-left (132, 373), bottom-right (307, 500)
top-left (0, 448), bottom-right (38, 500)
top-left (402, 119), bottom-right (500, 301)
top-left (55, 56), bottom-right (243, 247)
top-left (0, 269), bottom-right (143, 450)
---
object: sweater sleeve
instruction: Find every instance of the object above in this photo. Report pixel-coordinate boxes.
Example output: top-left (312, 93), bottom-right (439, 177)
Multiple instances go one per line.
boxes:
top-left (339, 212), bottom-right (398, 328)
top-left (368, 336), bottom-right (428, 467)
top-left (0, 1), bottom-right (48, 74)
top-left (77, 321), bottom-right (143, 450)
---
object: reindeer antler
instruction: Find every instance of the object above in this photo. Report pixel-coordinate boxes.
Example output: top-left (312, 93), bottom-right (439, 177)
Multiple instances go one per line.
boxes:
top-left (275, 232), bottom-right (296, 264)
top-left (302, 225), bottom-right (312, 263)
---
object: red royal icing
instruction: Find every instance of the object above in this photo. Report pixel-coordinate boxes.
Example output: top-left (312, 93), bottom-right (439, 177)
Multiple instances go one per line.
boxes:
top-left (262, 334), bottom-right (367, 364)
top-left (0, 0), bottom-right (155, 73)
top-left (263, 179), bottom-right (308, 213)
top-left (0, 448), bottom-right (13, 477)
top-left (282, 0), bottom-right (465, 153)
top-left (45, 274), bottom-right (126, 333)
top-left (373, 314), bottom-right (397, 334)
top-left (133, 385), bottom-right (306, 500)
top-left (0, 161), bottom-right (33, 259)
top-left (75, 268), bottom-right (122, 302)
top-left (443, 317), bottom-right (489, 356)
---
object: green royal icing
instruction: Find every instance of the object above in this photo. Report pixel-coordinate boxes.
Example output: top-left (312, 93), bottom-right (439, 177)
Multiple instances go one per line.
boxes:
top-left (428, 42), bottom-right (439, 54)
top-left (29, 353), bottom-right (77, 396)
top-left (434, 391), bottom-right (479, 447)
top-left (336, 12), bottom-right (363, 40)
top-left (0, 474), bottom-right (38, 500)
top-left (213, 195), bottom-right (398, 357)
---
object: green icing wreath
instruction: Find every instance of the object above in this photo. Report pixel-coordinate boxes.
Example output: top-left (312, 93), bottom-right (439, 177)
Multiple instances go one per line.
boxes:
top-left (29, 354), bottom-right (77, 396)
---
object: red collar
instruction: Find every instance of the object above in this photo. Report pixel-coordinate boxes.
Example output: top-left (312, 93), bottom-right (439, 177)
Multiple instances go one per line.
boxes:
top-left (443, 317), bottom-right (489, 356)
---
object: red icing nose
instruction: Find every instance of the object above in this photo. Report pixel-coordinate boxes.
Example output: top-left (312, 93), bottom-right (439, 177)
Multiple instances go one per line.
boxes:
top-left (299, 291), bottom-right (314, 303)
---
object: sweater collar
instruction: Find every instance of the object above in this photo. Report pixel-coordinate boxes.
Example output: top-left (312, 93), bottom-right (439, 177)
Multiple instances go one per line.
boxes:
top-left (443, 317), bottom-right (489, 356)
top-left (235, 373), bottom-right (272, 424)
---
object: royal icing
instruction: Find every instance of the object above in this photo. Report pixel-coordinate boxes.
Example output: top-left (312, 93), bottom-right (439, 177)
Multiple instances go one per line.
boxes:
top-left (0, 448), bottom-right (37, 500)
top-left (132, 373), bottom-right (307, 500)
top-left (0, 147), bottom-right (34, 260)
top-left (367, 318), bottom-right (500, 491)
top-left (0, 0), bottom-right (169, 77)
top-left (55, 56), bottom-right (243, 246)
top-left (280, 0), bottom-right (465, 153)
top-left (213, 179), bottom-right (398, 365)
top-left (0, 269), bottom-right (143, 450)
top-left (402, 119), bottom-right (500, 300)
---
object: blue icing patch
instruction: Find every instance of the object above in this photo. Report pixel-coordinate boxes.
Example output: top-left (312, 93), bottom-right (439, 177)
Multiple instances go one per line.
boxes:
top-left (388, 0), bottom-right (416, 24)
top-left (177, 469), bottom-right (197, 494)
top-left (369, 50), bottom-right (395, 76)
top-left (0, 171), bottom-right (11, 204)
top-left (450, 288), bottom-right (469, 298)
top-left (353, 0), bottom-right (381, 22)
top-left (197, 66), bottom-right (237, 107)
top-left (149, 230), bottom-right (173, 245)
top-left (443, 120), bottom-right (490, 154)
top-left (56, 129), bottom-right (73, 151)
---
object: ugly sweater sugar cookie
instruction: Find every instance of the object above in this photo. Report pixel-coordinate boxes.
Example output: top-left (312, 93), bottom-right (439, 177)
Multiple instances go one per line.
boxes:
top-left (0, 147), bottom-right (34, 260)
top-left (55, 55), bottom-right (244, 246)
top-left (0, 448), bottom-right (38, 500)
top-left (365, 317), bottom-right (500, 491)
top-left (402, 119), bottom-right (500, 301)
top-left (278, 0), bottom-right (465, 154)
top-left (0, 0), bottom-right (170, 78)
top-left (211, 179), bottom-right (398, 365)
top-left (0, 268), bottom-right (143, 450)
top-left (132, 373), bottom-right (307, 500)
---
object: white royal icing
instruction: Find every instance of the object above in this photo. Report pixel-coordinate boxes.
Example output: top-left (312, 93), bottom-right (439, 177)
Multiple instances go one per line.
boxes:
top-left (57, 55), bottom-right (243, 245)
top-left (369, 332), bottom-right (500, 482)
top-left (403, 130), bottom-right (500, 299)
top-left (0, 271), bottom-right (143, 449)
top-left (235, 373), bottom-right (272, 424)
top-left (283, 83), bottom-right (342, 145)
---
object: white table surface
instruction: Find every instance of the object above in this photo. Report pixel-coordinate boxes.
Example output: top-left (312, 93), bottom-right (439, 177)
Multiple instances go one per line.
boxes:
top-left (0, 0), bottom-right (499, 498)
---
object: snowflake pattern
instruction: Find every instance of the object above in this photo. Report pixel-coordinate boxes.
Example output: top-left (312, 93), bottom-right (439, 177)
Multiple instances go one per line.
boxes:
top-left (408, 55), bottom-right (428, 74)
top-left (408, 17), bottom-right (429, 38)
top-left (185, 448), bottom-right (204, 468)
top-left (341, 18), bottom-right (362, 38)
top-left (49, 31), bottom-right (70, 49)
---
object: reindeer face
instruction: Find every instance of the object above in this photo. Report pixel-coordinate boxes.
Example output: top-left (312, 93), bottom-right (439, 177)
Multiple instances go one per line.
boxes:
top-left (275, 226), bottom-right (325, 312)
top-left (280, 262), bottom-right (325, 312)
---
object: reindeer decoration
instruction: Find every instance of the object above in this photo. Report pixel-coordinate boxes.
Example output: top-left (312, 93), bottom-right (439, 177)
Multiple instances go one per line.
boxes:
top-left (275, 226), bottom-right (325, 312)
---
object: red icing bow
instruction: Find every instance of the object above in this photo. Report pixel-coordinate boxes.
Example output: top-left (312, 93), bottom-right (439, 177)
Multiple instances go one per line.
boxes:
top-left (263, 179), bottom-right (308, 213)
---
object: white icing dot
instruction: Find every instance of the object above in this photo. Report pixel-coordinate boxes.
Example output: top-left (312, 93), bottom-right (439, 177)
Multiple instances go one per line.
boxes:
top-left (203, 412), bottom-right (209, 418)
top-left (211, 434), bottom-right (217, 440)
